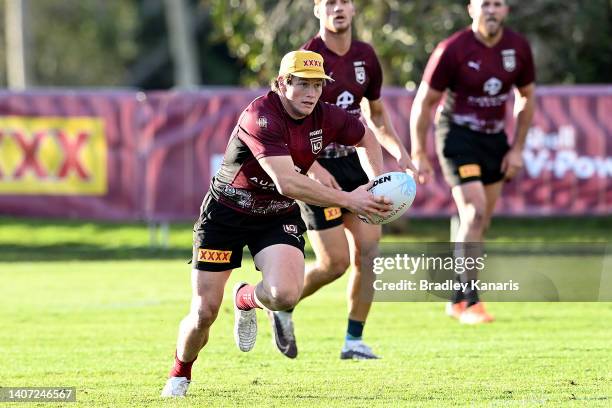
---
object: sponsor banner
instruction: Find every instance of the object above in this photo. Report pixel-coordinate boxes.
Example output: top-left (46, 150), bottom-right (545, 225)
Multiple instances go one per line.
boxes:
top-left (0, 87), bottom-right (609, 220)
top-left (0, 91), bottom-right (142, 220)
top-left (139, 90), bottom-right (259, 220)
top-left (0, 116), bottom-right (107, 195)
top-left (382, 86), bottom-right (612, 216)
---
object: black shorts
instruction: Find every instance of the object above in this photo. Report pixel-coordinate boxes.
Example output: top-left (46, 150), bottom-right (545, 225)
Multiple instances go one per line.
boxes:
top-left (192, 193), bottom-right (306, 272)
top-left (436, 123), bottom-right (510, 187)
top-left (298, 153), bottom-right (369, 231)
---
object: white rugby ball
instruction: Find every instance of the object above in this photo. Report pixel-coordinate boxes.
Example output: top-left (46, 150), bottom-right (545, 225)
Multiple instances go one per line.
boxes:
top-left (359, 171), bottom-right (417, 225)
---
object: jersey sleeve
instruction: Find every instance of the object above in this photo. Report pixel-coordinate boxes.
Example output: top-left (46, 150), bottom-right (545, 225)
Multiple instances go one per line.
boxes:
top-left (364, 47), bottom-right (383, 101)
top-left (326, 104), bottom-right (366, 146)
top-left (515, 40), bottom-right (536, 87)
top-left (238, 111), bottom-right (289, 159)
top-left (422, 41), bottom-right (455, 92)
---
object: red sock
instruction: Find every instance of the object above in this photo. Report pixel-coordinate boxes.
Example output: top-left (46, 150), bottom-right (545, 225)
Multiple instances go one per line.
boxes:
top-left (169, 351), bottom-right (196, 380)
top-left (236, 284), bottom-right (261, 310)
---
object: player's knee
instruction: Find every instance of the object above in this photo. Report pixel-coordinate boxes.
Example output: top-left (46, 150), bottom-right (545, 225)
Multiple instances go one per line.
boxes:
top-left (266, 287), bottom-right (300, 311)
top-left (464, 205), bottom-right (486, 230)
top-left (482, 218), bottom-right (492, 235)
top-left (352, 244), bottom-right (379, 270)
top-left (321, 254), bottom-right (350, 279)
top-left (192, 304), bottom-right (219, 329)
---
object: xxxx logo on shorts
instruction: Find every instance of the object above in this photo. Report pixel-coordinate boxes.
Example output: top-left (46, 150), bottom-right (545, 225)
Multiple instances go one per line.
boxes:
top-left (198, 248), bottom-right (232, 263)
top-left (323, 207), bottom-right (342, 221)
top-left (458, 164), bottom-right (482, 179)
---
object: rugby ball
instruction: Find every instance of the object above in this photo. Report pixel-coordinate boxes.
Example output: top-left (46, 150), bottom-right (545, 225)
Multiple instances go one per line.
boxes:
top-left (359, 172), bottom-right (417, 225)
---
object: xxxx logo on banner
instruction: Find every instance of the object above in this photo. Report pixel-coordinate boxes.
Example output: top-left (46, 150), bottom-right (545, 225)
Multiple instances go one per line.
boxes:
top-left (0, 116), bottom-right (107, 195)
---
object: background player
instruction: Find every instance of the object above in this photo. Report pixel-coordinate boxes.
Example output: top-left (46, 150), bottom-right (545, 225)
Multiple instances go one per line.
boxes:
top-left (269, 0), bottom-right (415, 360)
top-left (410, 0), bottom-right (535, 324)
top-left (162, 50), bottom-right (392, 397)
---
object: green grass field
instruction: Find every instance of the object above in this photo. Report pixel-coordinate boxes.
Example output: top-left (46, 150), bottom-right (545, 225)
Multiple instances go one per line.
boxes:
top-left (0, 217), bottom-right (611, 407)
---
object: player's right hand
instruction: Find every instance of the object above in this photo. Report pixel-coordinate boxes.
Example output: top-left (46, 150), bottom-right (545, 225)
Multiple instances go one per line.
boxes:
top-left (413, 153), bottom-right (434, 184)
top-left (345, 181), bottom-right (393, 221)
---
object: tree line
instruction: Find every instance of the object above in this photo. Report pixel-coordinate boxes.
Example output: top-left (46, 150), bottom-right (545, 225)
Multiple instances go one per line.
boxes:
top-left (0, 0), bottom-right (610, 89)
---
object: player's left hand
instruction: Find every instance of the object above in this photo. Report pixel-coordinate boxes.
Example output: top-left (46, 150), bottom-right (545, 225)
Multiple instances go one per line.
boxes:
top-left (308, 161), bottom-right (341, 190)
top-left (396, 151), bottom-right (418, 176)
top-left (501, 147), bottom-right (524, 180)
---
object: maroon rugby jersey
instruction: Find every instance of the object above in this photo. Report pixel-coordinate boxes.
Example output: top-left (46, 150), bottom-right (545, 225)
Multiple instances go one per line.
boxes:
top-left (302, 35), bottom-right (383, 157)
top-left (423, 28), bottom-right (535, 134)
top-left (303, 35), bottom-right (383, 115)
top-left (210, 91), bottom-right (365, 215)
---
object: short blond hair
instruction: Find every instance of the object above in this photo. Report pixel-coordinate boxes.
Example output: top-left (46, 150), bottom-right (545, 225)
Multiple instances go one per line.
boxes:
top-left (270, 74), bottom-right (294, 93)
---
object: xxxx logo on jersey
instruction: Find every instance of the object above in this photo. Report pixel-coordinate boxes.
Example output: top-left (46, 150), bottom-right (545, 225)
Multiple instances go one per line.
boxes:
top-left (197, 248), bottom-right (232, 263)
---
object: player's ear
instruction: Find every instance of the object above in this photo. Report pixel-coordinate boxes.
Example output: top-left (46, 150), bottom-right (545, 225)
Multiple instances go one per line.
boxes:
top-left (467, 3), bottom-right (475, 19)
top-left (278, 75), bottom-right (292, 92)
top-left (313, 4), bottom-right (319, 18)
top-left (502, 3), bottom-right (510, 17)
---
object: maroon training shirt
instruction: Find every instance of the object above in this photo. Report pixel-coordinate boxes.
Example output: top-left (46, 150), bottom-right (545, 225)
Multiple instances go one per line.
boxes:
top-left (210, 91), bottom-right (365, 215)
top-left (302, 35), bottom-right (383, 158)
top-left (423, 27), bottom-right (535, 134)
top-left (302, 35), bottom-right (383, 116)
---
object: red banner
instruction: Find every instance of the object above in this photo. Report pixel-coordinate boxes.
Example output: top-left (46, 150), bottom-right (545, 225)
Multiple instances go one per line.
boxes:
top-left (383, 87), bottom-right (612, 216)
top-left (0, 87), bottom-right (610, 220)
top-left (138, 90), bottom-right (260, 221)
top-left (0, 91), bottom-right (145, 220)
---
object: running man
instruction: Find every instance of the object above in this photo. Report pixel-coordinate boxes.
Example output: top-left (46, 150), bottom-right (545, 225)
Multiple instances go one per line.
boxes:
top-left (410, 0), bottom-right (535, 324)
top-left (269, 0), bottom-right (415, 360)
top-left (161, 50), bottom-right (392, 397)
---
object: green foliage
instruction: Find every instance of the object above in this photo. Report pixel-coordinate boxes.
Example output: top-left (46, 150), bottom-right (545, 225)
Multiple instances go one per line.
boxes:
top-left (507, 0), bottom-right (612, 84)
top-left (12, 0), bottom-right (138, 87)
top-left (207, 0), bottom-right (317, 87)
top-left (132, 0), bottom-right (243, 88)
top-left (0, 0), bottom-right (609, 87)
top-left (206, 0), bottom-right (612, 87)
top-left (352, 0), bottom-right (469, 88)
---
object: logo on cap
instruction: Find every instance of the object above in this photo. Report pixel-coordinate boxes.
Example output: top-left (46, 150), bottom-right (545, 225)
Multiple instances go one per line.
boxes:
top-left (303, 59), bottom-right (322, 67)
top-left (278, 50), bottom-right (333, 81)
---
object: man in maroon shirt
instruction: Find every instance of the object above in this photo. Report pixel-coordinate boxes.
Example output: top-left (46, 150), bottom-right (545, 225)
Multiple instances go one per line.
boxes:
top-left (268, 0), bottom-right (414, 360)
top-left (410, 0), bottom-right (536, 324)
top-left (161, 50), bottom-right (392, 397)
